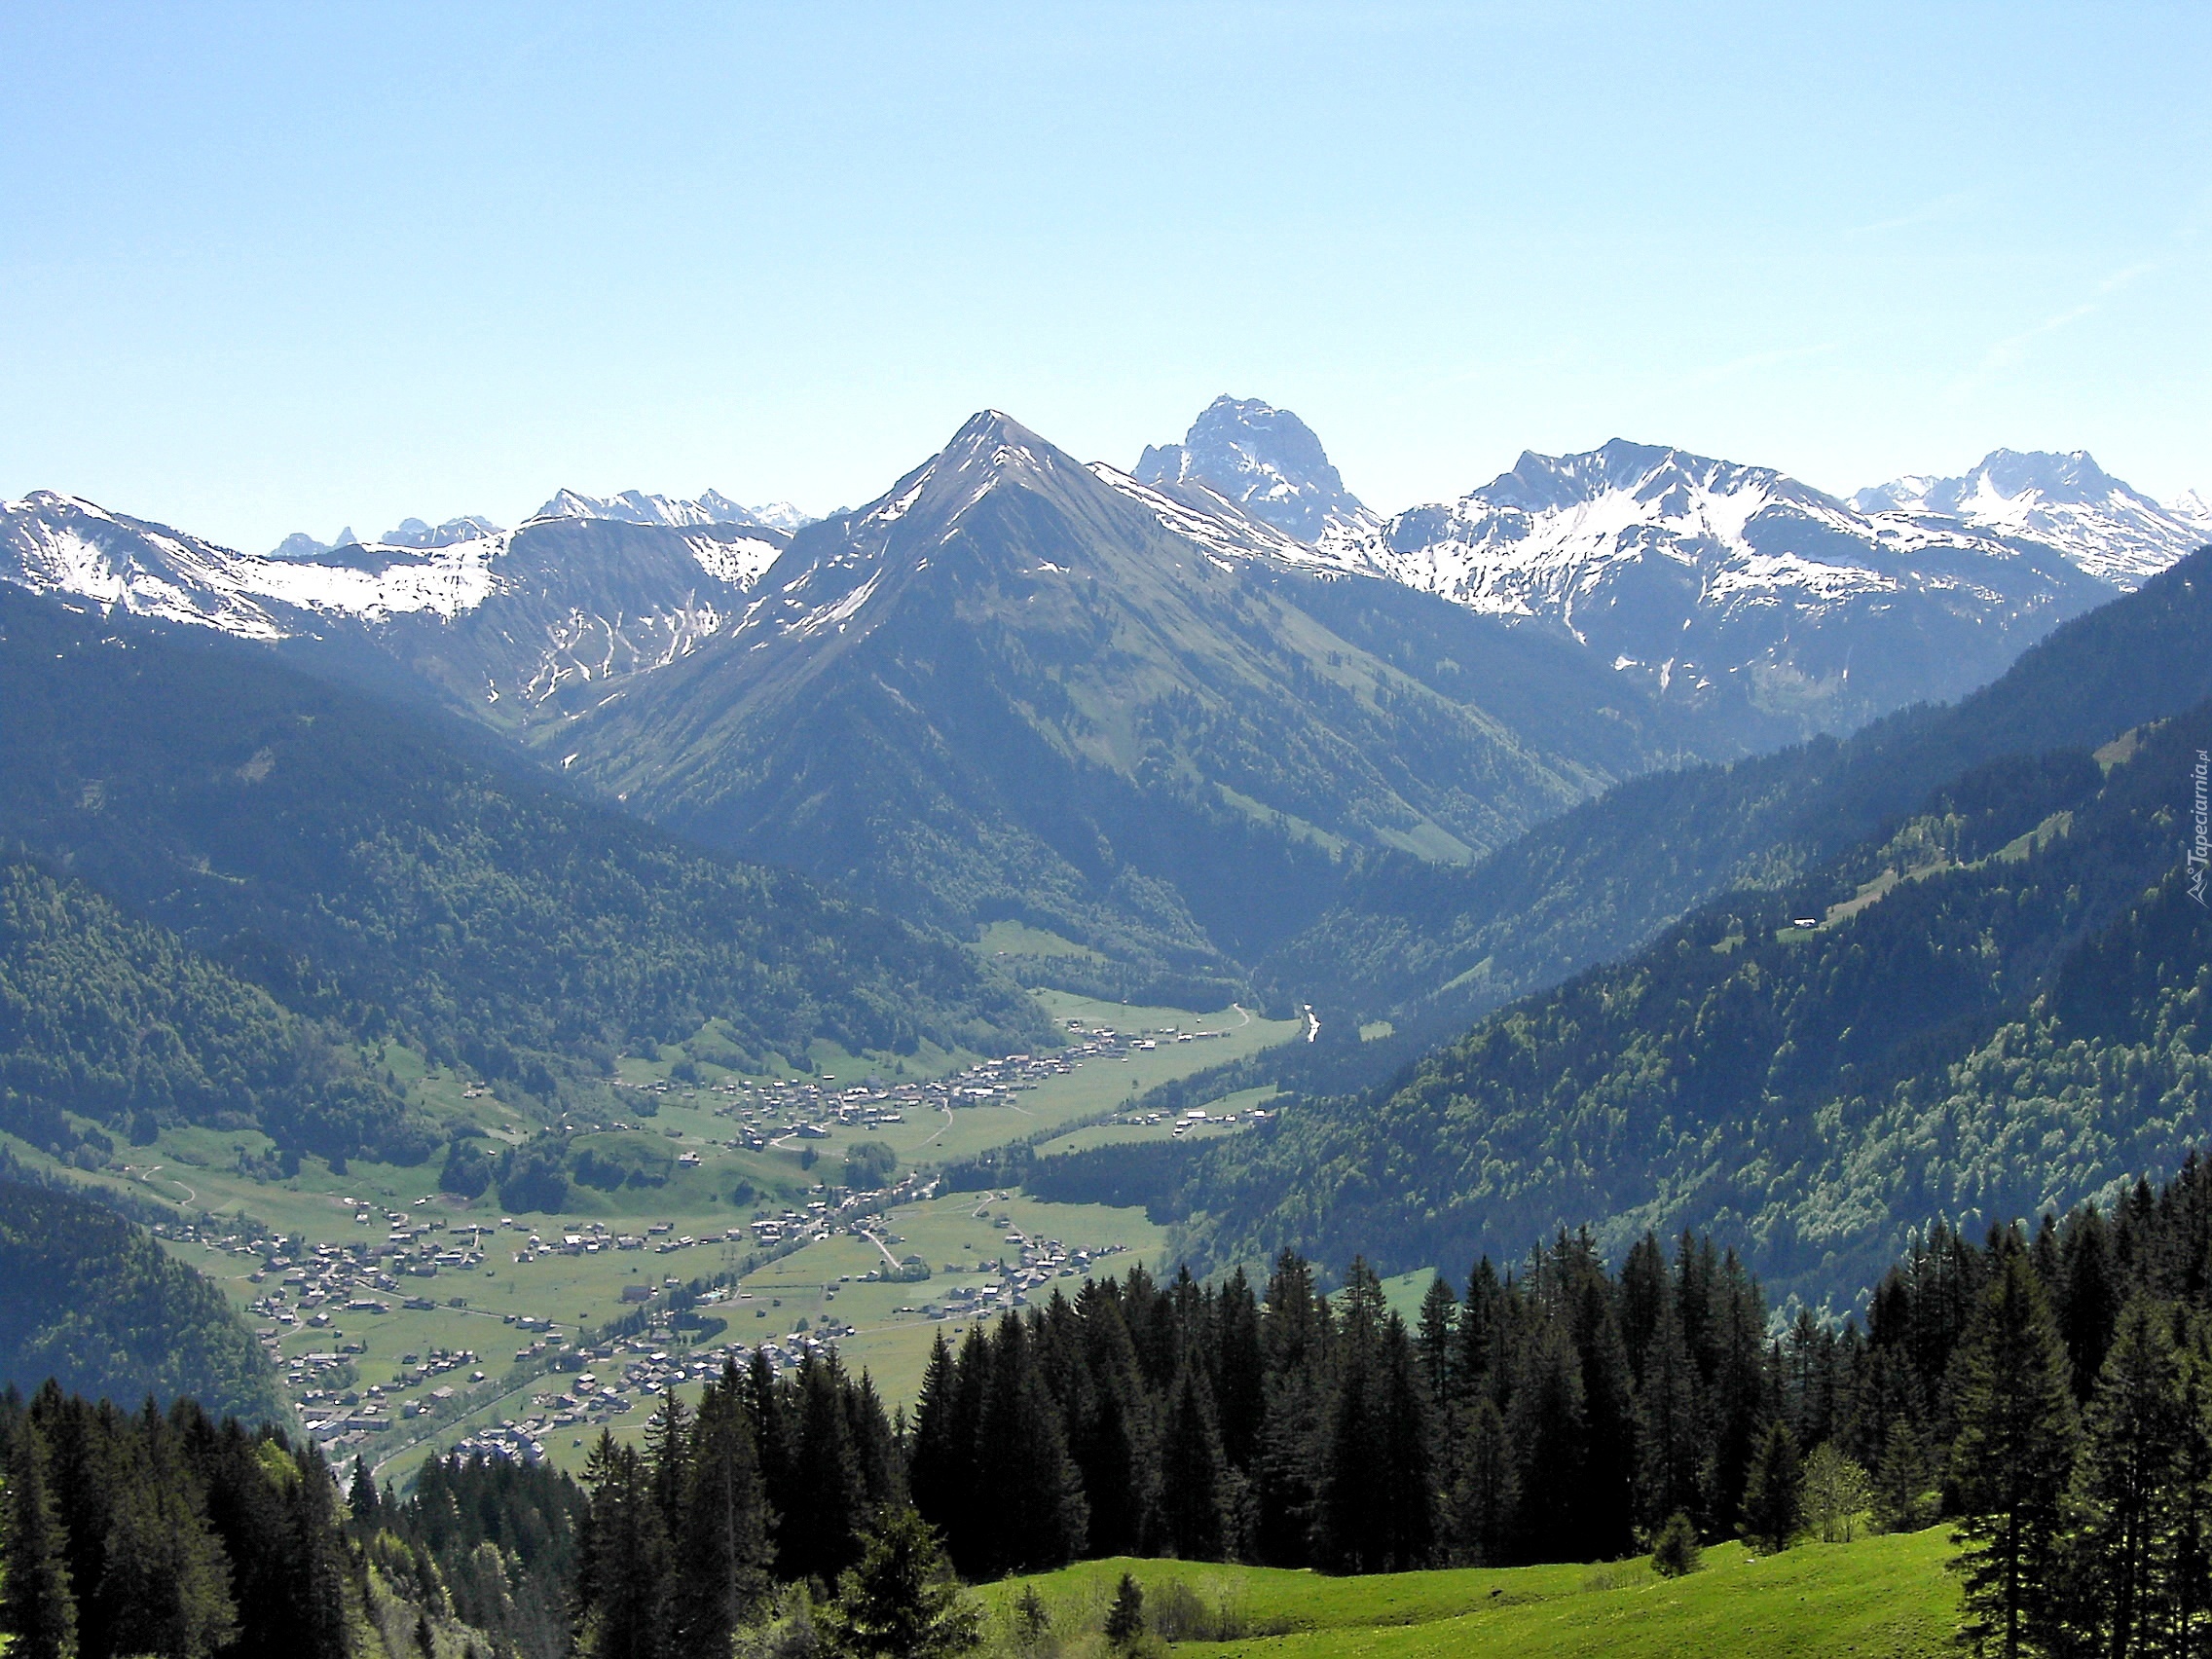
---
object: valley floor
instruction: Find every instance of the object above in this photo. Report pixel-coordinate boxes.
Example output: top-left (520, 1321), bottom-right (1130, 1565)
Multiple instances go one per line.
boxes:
top-left (979, 1530), bottom-right (1958, 1659)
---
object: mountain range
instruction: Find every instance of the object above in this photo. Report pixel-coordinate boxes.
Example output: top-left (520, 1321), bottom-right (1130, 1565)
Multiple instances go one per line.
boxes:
top-left (1182, 547), bottom-right (2212, 1305)
top-left (3, 401), bottom-right (2203, 1008)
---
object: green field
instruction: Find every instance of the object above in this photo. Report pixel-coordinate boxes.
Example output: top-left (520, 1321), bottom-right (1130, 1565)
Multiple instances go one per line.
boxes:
top-left (977, 1530), bottom-right (1958, 1659)
top-left (17, 983), bottom-right (1297, 1486)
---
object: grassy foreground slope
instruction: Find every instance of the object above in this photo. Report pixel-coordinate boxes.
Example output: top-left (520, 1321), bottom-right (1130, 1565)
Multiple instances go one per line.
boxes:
top-left (981, 1531), bottom-right (1955, 1659)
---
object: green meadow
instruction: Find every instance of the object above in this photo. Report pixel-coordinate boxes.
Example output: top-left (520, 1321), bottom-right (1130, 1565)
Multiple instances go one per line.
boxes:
top-left (977, 1530), bottom-right (1958, 1659)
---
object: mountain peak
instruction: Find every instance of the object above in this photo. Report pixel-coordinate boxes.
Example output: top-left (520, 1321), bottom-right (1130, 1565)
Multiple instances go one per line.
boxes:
top-left (1851, 449), bottom-right (2198, 586)
top-left (1134, 395), bottom-right (1371, 542)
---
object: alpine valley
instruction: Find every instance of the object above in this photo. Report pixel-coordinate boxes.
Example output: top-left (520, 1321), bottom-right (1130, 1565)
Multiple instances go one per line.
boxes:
top-left (6, 398), bottom-right (2203, 1003)
top-left (3, 392), bottom-right (2211, 1659)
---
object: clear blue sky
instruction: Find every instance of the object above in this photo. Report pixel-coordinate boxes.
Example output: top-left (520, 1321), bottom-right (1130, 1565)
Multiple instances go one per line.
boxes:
top-left (2, 2), bottom-right (2206, 550)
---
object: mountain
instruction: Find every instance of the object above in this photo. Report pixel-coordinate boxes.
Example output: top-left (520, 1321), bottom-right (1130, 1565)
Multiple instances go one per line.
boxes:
top-left (1184, 554), bottom-right (2212, 1305)
top-left (0, 490), bottom-right (792, 730)
top-left (548, 410), bottom-right (1710, 993)
top-left (536, 486), bottom-right (814, 532)
top-left (1852, 448), bottom-right (2209, 588)
top-left (1134, 394), bottom-right (1380, 546)
top-left (1349, 437), bottom-right (2127, 739)
top-left (0, 1180), bottom-right (287, 1425)
top-left (1259, 544), bottom-right (2212, 1040)
top-left (0, 582), bottom-right (1049, 1168)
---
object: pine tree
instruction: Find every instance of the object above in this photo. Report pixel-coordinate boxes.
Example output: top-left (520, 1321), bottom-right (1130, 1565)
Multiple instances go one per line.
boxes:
top-left (1103, 1573), bottom-right (1145, 1654)
top-left (1948, 1248), bottom-right (2079, 1659)
top-left (1739, 1421), bottom-right (1801, 1552)
top-left (1416, 1276), bottom-right (1457, 1404)
top-left (1507, 1314), bottom-right (1587, 1565)
top-left (0, 1421), bottom-right (78, 1659)
top-left (1872, 1417), bottom-right (1934, 1534)
top-left (787, 1352), bottom-right (867, 1585)
top-left (2062, 1298), bottom-right (2190, 1656)
top-left (673, 1361), bottom-right (771, 1659)
top-left (1154, 1367), bottom-right (1225, 1561)
top-left (1633, 1291), bottom-right (1705, 1531)
top-left (1254, 1252), bottom-right (1330, 1567)
top-left (1447, 1397), bottom-right (1515, 1567)
top-left (976, 1313), bottom-right (1087, 1576)
top-left (573, 1433), bottom-right (671, 1659)
top-left (823, 1508), bottom-right (979, 1659)
top-left (1377, 1315), bottom-right (1437, 1569)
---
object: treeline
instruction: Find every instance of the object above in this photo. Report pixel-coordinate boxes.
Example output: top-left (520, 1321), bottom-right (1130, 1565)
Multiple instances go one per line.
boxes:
top-left (562, 1350), bottom-right (904, 1659)
top-left (1872, 1155), bottom-right (2212, 1656)
top-left (348, 1452), bottom-right (588, 1659)
top-left (0, 1383), bottom-right (351, 1659)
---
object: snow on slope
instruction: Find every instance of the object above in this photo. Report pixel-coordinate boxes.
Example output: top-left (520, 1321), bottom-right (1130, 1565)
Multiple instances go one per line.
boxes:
top-left (0, 491), bottom-right (785, 639)
top-left (1135, 395), bottom-right (1380, 548)
top-left (1352, 441), bottom-right (1975, 635)
top-left (0, 492), bottom-right (504, 637)
top-left (536, 487), bottom-right (814, 532)
top-left (1852, 450), bottom-right (2205, 588)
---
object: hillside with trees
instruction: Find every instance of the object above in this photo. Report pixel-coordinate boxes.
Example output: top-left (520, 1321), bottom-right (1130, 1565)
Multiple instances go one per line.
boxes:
top-left (1185, 690), bottom-right (2212, 1306)
top-left (0, 1180), bottom-right (286, 1436)
top-left (0, 584), bottom-right (1050, 1165)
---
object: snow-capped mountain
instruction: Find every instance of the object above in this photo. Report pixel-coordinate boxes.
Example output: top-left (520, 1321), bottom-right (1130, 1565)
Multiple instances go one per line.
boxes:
top-left (0, 490), bottom-right (790, 718)
top-left (1352, 439), bottom-right (2115, 732)
top-left (1135, 396), bottom-right (1379, 546)
top-left (1852, 450), bottom-right (2210, 589)
top-left (536, 487), bottom-right (813, 533)
top-left (546, 409), bottom-right (1699, 974)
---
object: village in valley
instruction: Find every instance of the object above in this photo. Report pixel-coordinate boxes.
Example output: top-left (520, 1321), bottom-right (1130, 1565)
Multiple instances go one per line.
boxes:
top-left (128, 989), bottom-right (1298, 1484)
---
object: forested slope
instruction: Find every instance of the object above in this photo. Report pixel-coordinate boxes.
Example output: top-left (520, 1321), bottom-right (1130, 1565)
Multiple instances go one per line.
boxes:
top-left (0, 1181), bottom-right (285, 1425)
top-left (1259, 543), bottom-right (2212, 1037)
top-left (1192, 694), bottom-right (2212, 1304)
top-left (0, 585), bottom-right (1049, 1161)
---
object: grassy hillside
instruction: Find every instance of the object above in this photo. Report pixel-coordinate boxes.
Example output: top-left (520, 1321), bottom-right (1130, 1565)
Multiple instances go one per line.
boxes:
top-left (978, 1532), bottom-right (1956, 1659)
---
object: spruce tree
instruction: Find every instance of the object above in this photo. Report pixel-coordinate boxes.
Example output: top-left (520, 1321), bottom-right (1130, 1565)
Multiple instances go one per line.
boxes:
top-left (673, 1361), bottom-right (771, 1659)
top-left (0, 1421), bottom-right (77, 1659)
top-left (1739, 1421), bottom-right (1801, 1552)
top-left (823, 1508), bottom-right (979, 1659)
top-left (1154, 1366), bottom-right (1225, 1561)
top-left (1633, 1292), bottom-right (1705, 1531)
top-left (1507, 1315), bottom-right (1587, 1565)
top-left (573, 1434), bottom-right (671, 1659)
top-left (1948, 1248), bottom-right (2079, 1659)
top-left (2062, 1298), bottom-right (2191, 1655)
top-left (1416, 1276), bottom-right (1457, 1404)
top-left (1103, 1573), bottom-right (1145, 1654)
top-left (1447, 1397), bottom-right (1515, 1566)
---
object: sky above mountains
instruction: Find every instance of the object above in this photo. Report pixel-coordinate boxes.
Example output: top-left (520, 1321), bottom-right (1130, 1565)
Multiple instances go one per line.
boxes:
top-left (0, 2), bottom-right (2205, 552)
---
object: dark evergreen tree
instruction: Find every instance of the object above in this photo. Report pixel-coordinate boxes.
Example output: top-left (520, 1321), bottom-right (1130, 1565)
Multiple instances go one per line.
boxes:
top-left (1154, 1366), bottom-right (1225, 1561)
top-left (1949, 1248), bottom-right (2078, 1659)
top-left (823, 1508), bottom-right (978, 1659)
top-left (1739, 1421), bottom-right (1801, 1553)
top-left (672, 1361), bottom-right (771, 1659)
top-left (2060, 1298), bottom-right (2192, 1656)
top-left (0, 1420), bottom-right (77, 1659)
top-left (573, 1432), bottom-right (671, 1659)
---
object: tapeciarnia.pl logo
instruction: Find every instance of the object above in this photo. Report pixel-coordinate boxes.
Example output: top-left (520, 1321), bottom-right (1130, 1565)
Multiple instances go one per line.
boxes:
top-left (2191, 748), bottom-right (2210, 908)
